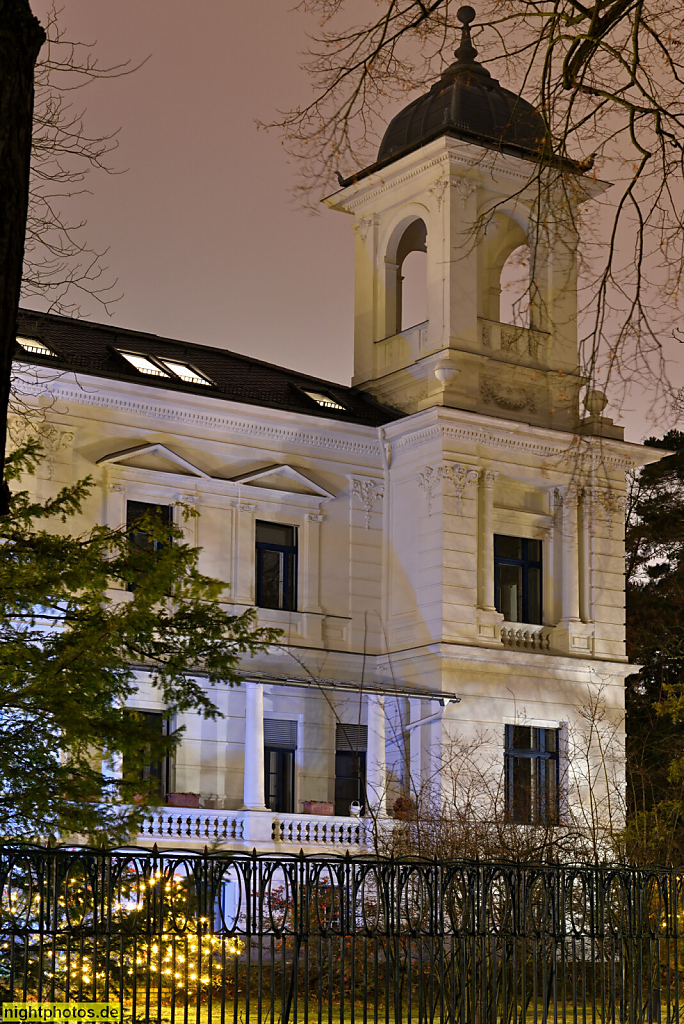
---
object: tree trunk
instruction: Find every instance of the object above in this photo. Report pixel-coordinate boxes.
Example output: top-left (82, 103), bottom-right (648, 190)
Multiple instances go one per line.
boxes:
top-left (0, 0), bottom-right (45, 514)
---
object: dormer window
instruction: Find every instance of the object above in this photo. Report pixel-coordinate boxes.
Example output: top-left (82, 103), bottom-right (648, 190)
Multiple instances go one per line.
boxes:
top-left (301, 389), bottom-right (346, 411)
top-left (117, 351), bottom-right (171, 378)
top-left (17, 336), bottom-right (58, 358)
top-left (158, 359), bottom-right (212, 386)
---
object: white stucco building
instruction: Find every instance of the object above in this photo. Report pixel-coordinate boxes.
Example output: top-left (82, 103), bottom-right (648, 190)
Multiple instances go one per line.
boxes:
top-left (14, 13), bottom-right (660, 853)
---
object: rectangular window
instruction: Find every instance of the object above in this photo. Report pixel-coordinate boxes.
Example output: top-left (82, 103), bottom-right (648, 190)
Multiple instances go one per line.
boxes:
top-left (264, 718), bottom-right (297, 813)
top-left (126, 500), bottom-right (173, 552)
top-left (122, 710), bottom-right (168, 803)
top-left (255, 521), bottom-right (297, 611)
top-left (126, 501), bottom-right (173, 592)
top-left (335, 724), bottom-right (367, 816)
top-left (494, 535), bottom-right (542, 624)
top-left (505, 725), bottom-right (559, 825)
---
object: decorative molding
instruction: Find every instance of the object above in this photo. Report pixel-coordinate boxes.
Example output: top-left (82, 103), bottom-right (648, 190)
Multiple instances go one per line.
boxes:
top-left (482, 469), bottom-right (498, 488)
top-left (452, 176), bottom-right (477, 207)
top-left (239, 502), bottom-right (257, 514)
top-left (7, 415), bottom-right (74, 480)
top-left (428, 177), bottom-right (449, 212)
top-left (418, 462), bottom-right (478, 515)
top-left (97, 442), bottom-right (211, 478)
top-left (350, 476), bottom-right (384, 528)
top-left (306, 512), bottom-right (326, 523)
top-left (354, 216), bottom-right (374, 242)
top-left (35, 385), bottom-right (383, 460)
top-left (230, 463), bottom-right (335, 500)
top-left (480, 378), bottom-right (538, 413)
top-left (108, 483), bottom-right (125, 493)
top-left (390, 421), bottom-right (634, 470)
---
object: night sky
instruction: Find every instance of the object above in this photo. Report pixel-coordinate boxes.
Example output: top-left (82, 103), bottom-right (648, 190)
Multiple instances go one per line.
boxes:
top-left (27, 1), bottom-right (359, 385)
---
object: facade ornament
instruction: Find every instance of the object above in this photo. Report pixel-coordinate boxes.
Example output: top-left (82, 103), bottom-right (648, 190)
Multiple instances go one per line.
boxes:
top-left (480, 377), bottom-right (537, 413)
top-left (452, 176), bottom-right (477, 207)
top-left (239, 502), bottom-right (257, 514)
top-left (306, 512), bottom-right (325, 523)
top-left (108, 483), bottom-right (125, 494)
top-left (500, 328), bottom-right (521, 354)
top-left (481, 323), bottom-right (491, 348)
top-left (350, 477), bottom-right (384, 529)
top-left (482, 469), bottom-right (498, 488)
top-left (354, 216), bottom-right (374, 243)
top-left (8, 416), bottom-right (74, 480)
top-left (429, 177), bottom-right (449, 212)
top-left (418, 462), bottom-right (478, 515)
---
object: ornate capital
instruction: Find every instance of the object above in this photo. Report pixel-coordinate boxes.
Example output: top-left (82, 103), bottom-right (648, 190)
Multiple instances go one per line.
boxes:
top-left (481, 469), bottom-right (498, 488)
top-left (306, 512), bottom-right (325, 523)
top-left (418, 462), bottom-right (478, 515)
top-left (350, 477), bottom-right (384, 529)
top-left (239, 502), bottom-right (257, 514)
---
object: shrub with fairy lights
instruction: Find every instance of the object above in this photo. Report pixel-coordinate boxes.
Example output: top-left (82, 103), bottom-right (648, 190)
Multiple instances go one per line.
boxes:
top-left (0, 859), bottom-right (243, 1004)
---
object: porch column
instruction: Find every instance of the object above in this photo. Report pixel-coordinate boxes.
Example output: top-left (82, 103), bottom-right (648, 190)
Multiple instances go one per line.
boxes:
top-left (560, 487), bottom-right (580, 622)
top-left (409, 698), bottom-right (423, 801)
top-left (241, 681), bottom-right (266, 810)
top-left (366, 695), bottom-right (386, 816)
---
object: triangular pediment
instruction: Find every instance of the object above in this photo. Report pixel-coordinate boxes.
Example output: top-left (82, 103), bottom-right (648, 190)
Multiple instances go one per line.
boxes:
top-left (97, 443), bottom-right (210, 478)
top-left (230, 464), bottom-right (334, 499)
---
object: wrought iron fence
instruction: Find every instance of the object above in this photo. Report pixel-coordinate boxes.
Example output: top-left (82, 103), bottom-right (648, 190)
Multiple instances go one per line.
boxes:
top-left (0, 844), bottom-right (681, 1024)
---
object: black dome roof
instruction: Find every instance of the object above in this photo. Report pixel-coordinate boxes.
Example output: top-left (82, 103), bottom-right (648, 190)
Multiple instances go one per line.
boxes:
top-left (377, 7), bottom-right (546, 164)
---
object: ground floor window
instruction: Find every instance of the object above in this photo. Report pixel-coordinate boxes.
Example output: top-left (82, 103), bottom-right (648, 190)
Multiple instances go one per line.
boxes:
top-left (122, 709), bottom-right (168, 803)
top-left (335, 723), bottom-right (367, 816)
top-left (264, 718), bottom-right (298, 813)
top-left (505, 725), bottom-right (559, 825)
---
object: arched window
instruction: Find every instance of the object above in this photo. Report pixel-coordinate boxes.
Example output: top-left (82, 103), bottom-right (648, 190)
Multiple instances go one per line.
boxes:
top-left (499, 244), bottom-right (531, 329)
top-left (401, 249), bottom-right (427, 330)
top-left (388, 218), bottom-right (427, 334)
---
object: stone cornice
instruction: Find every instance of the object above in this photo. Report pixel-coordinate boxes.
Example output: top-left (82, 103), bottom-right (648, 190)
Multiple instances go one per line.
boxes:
top-left (383, 408), bottom-right (651, 471)
top-left (327, 137), bottom-right (549, 213)
top-left (27, 376), bottom-right (385, 461)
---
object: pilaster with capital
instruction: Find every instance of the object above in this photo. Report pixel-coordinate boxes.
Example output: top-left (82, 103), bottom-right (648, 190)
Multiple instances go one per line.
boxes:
top-left (233, 502), bottom-right (257, 606)
top-left (478, 469), bottom-right (498, 610)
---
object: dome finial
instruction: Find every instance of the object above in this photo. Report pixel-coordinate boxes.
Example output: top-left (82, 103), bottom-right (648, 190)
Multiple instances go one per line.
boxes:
top-left (454, 6), bottom-right (478, 65)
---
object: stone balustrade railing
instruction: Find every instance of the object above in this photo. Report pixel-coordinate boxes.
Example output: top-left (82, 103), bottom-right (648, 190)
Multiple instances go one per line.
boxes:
top-left (500, 624), bottom-right (551, 651)
top-left (139, 807), bottom-right (371, 851)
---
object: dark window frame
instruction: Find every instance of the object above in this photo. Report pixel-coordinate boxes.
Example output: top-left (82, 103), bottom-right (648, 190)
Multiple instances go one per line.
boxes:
top-left (494, 534), bottom-right (543, 625)
top-left (255, 521), bottom-right (298, 611)
top-left (122, 710), bottom-right (169, 804)
top-left (264, 747), bottom-right (295, 813)
top-left (505, 725), bottom-right (559, 826)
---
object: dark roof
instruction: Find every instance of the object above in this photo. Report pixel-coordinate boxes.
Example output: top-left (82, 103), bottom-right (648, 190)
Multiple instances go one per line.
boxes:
top-left (341, 9), bottom-right (548, 187)
top-left (15, 309), bottom-right (400, 428)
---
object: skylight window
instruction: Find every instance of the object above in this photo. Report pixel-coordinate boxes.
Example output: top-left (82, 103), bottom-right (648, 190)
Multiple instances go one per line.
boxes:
top-left (158, 358), bottom-right (212, 386)
top-left (17, 336), bottom-right (57, 358)
top-left (117, 351), bottom-right (171, 378)
top-left (302, 389), bottom-right (346, 411)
